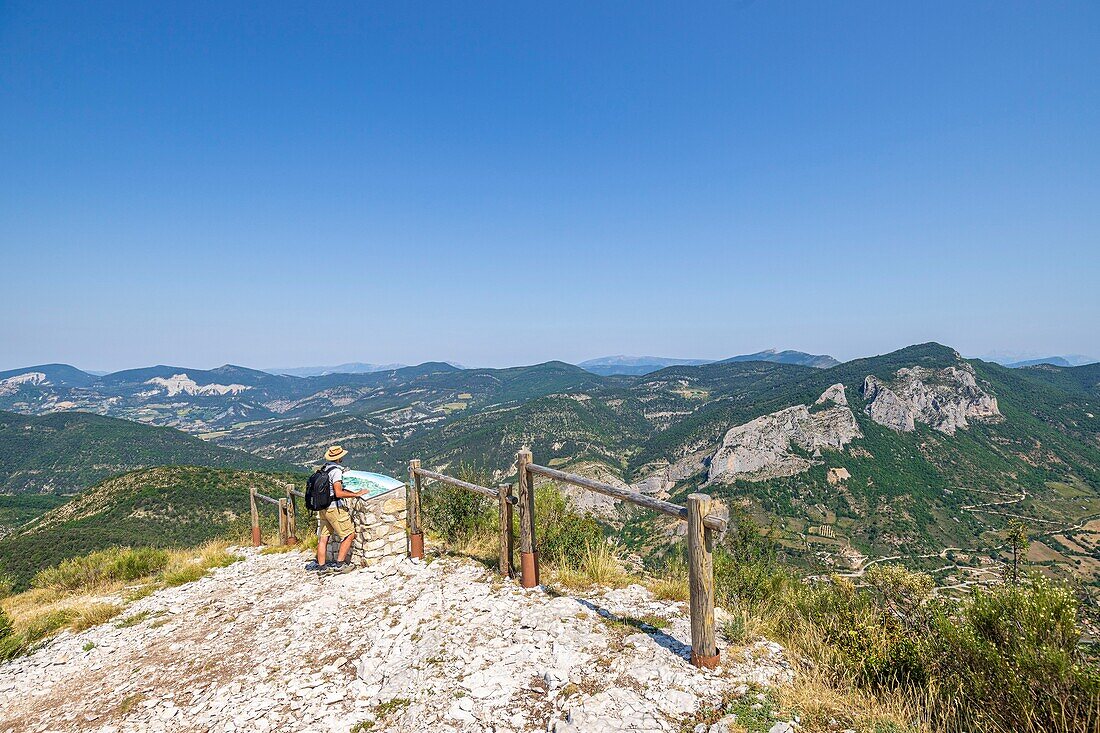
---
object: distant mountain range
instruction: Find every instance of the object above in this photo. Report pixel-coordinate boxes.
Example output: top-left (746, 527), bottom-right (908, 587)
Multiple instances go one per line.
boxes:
top-left (1, 343), bottom-right (1099, 592)
top-left (979, 354), bottom-right (1097, 369)
top-left (1002, 356), bottom-right (1097, 368)
top-left (578, 349), bottom-right (839, 375)
top-left (263, 362), bottom-right (408, 377)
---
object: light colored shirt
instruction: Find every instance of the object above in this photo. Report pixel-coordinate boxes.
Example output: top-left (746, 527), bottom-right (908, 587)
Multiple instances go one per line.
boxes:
top-left (325, 464), bottom-right (345, 507)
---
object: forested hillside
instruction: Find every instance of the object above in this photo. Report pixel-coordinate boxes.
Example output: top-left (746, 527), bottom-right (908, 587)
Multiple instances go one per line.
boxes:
top-left (0, 411), bottom-right (290, 495)
top-left (0, 466), bottom-right (302, 587)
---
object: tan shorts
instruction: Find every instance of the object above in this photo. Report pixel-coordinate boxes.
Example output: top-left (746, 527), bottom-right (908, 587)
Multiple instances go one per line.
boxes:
top-left (318, 507), bottom-right (354, 540)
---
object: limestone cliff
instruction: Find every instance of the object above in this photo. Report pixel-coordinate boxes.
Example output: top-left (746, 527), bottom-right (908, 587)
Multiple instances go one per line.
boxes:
top-left (862, 364), bottom-right (1000, 435)
top-left (707, 385), bottom-right (861, 483)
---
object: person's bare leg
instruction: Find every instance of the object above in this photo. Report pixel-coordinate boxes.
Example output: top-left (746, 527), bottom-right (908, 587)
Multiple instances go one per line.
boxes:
top-left (337, 532), bottom-right (356, 563)
top-left (317, 533), bottom-right (329, 566)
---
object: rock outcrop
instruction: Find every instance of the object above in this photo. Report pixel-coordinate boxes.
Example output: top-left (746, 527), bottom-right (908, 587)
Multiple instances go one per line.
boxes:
top-left (814, 382), bottom-right (848, 407)
top-left (862, 365), bottom-right (1000, 435)
top-left (708, 385), bottom-right (861, 483)
top-left (144, 373), bottom-right (250, 397)
top-left (0, 550), bottom-right (793, 733)
top-left (631, 452), bottom-right (709, 500)
top-left (0, 371), bottom-right (47, 396)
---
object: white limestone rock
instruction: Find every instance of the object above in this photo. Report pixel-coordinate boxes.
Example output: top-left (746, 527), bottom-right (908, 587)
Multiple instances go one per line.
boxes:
top-left (0, 548), bottom-right (793, 733)
top-left (708, 388), bottom-right (862, 483)
top-left (862, 364), bottom-right (1000, 435)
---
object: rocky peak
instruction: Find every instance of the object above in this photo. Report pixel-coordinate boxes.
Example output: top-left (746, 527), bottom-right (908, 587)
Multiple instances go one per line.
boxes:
top-left (862, 363), bottom-right (1000, 435)
top-left (814, 383), bottom-right (848, 407)
top-left (707, 386), bottom-right (862, 483)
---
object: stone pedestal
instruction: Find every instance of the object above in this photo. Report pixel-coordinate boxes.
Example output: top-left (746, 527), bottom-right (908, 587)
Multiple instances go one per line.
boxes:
top-left (323, 489), bottom-right (408, 566)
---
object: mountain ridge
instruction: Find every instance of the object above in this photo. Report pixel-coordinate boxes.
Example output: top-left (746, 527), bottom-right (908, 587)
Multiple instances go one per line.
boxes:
top-left (577, 349), bottom-right (839, 375)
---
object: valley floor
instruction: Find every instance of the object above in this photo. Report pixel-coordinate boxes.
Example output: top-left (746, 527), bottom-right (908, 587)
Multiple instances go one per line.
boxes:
top-left (0, 549), bottom-right (793, 733)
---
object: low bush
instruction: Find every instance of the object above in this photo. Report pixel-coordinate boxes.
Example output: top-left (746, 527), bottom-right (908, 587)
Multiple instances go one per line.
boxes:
top-left (420, 465), bottom-right (496, 546)
top-left (161, 542), bottom-right (239, 587)
top-left (552, 540), bottom-right (630, 588)
top-left (711, 513), bottom-right (795, 608)
top-left (925, 576), bottom-right (1100, 732)
top-left (0, 607), bottom-right (12, 640)
top-left (534, 484), bottom-right (603, 560)
top-left (710, 511), bottom-right (1100, 733)
top-left (31, 547), bottom-right (169, 592)
top-left (68, 602), bottom-right (124, 632)
top-left (0, 608), bottom-right (71, 661)
top-left (420, 471), bottom-right (606, 576)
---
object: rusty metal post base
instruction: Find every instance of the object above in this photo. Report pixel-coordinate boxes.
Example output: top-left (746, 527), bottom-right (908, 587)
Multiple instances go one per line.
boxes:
top-left (251, 526), bottom-right (262, 547)
top-left (520, 551), bottom-right (539, 588)
top-left (410, 532), bottom-right (424, 559)
top-left (690, 651), bottom-right (720, 670)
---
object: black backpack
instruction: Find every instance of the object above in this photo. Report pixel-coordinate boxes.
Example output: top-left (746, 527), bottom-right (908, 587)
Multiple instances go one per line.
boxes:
top-left (305, 467), bottom-right (333, 511)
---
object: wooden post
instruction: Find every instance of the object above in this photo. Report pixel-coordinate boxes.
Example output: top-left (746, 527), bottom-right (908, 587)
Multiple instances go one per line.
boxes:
top-left (516, 449), bottom-right (539, 588)
top-left (249, 487), bottom-right (261, 547)
top-left (408, 460), bottom-right (424, 559)
top-left (284, 487), bottom-right (298, 544)
top-left (498, 483), bottom-right (514, 578)
top-left (687, 493), bottom-right (719, 669)
top-left (278, 498), bottom-right (289, 546)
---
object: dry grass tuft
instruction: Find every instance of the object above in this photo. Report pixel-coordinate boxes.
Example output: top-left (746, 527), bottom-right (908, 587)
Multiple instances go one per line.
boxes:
top-left (161, 541), bottom-right (240, 587)
top-left (548, 542), bottom-right (633, 589)
top-left (774, 667), bottom-right (929, 733)
top-left (68, 602), bottom-right (124, 632)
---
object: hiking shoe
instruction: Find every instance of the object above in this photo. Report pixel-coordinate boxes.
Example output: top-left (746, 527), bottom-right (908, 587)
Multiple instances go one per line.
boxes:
top-left (304, 560), bottom-right (322, 571)
top-left (331, 561), bottom-right (355, 574)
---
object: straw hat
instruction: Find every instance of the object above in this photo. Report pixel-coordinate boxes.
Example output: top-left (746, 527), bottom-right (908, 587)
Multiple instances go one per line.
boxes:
top-left (324, 445), bottom-right (348, 462)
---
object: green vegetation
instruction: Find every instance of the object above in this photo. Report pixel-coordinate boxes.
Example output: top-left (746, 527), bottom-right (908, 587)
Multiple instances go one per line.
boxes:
top-left (0, 493), bottom-right (69, 534)
top-left (698, 513), bottom-right (1100, 733)
top-left (0, 539), bottom-right (242, 660)
top-left (0, 410), bottom-right (291, 495)
top-left (0, 466), bottom-right (301, 589)
top-left (420, 474), bottom-right (612, 585)
top-left (32, 547), bottom-right (169, 591)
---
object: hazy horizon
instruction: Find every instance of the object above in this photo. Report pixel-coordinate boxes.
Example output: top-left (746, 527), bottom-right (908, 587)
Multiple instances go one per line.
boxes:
top-left (2, 342), bottom-right (1096, 375)
top-left (2, 4), bottom-right (1098, 372)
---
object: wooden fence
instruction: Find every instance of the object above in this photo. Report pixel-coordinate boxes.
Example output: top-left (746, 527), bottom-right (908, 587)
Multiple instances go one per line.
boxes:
top-left (266, 451), bottom-right (724, 669)
top-left (408, 459), bottom-right (517, 578)
top-left (248, 486), bottom-right (299, 547)
top-left (407, 450), bottom-right (726, 670)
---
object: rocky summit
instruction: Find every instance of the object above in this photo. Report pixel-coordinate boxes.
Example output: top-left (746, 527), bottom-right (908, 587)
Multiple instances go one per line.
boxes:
top-left (0, 549), bottom-right (794, 733)
top-left (862, 364), bottom-right (1000, 434)
top-left (707, 385), bottom-right (861, 482)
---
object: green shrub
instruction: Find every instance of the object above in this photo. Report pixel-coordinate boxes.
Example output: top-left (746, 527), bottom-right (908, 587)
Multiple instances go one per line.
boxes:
top-left (534, 485), bottom-right (603, 560)
top-left (925, 575), bottom-right (1100, 732)
top-left (711, 513), bottom-right (1100, 733)
top-left (712, 513), bottom-right (795, 607)
top-left (0, 607), bottom-right (12, 640)
top-left (792, 572), bottom-right (929, 688)
top-left (420, 469), bottom-right (496, 544)
top-left (31, 547), bottom-right (170, 591)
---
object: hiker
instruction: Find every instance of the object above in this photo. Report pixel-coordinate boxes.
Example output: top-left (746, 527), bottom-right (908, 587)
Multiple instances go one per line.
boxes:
top-left (304, 445), bottom-right (367, 573)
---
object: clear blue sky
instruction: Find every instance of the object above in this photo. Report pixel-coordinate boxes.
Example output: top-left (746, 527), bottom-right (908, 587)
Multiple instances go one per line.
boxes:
top-left (2, 2), bottom-right (1098, 371)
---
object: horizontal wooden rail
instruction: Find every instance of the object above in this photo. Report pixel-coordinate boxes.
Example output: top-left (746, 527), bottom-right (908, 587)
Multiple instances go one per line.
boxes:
top-left (520, 451), bottom-right (722, 669)
top-left (253, 491), bottom-right (281, 506)
top-left (526, 463), bottom-right (727, 533)
top-left (414, 467), bottom-right (518, 504)
top-left (409, 461), bottom-right (515, 578)
top-left (289, 488), bottom-right (305, 499)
